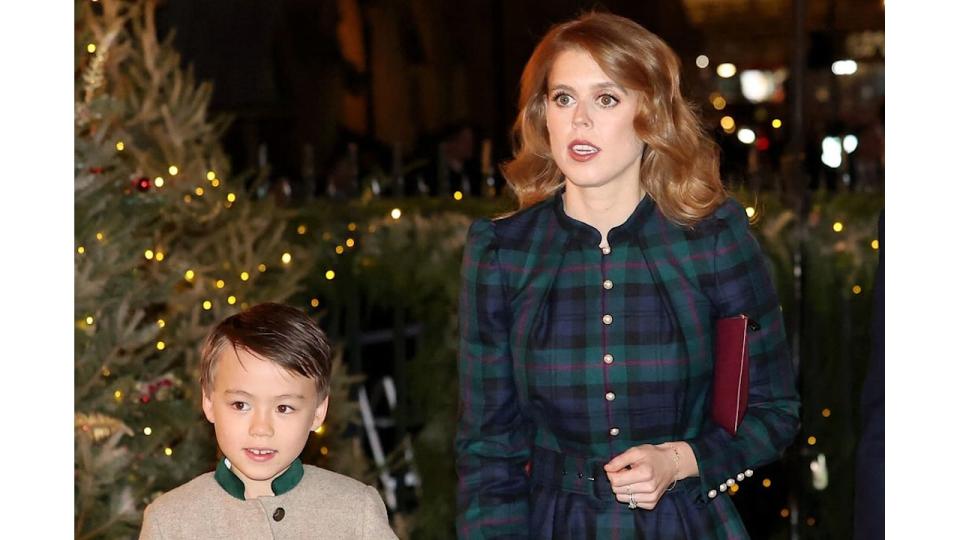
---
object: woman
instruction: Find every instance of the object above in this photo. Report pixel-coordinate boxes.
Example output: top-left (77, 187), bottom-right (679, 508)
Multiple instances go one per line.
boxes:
top-left (455, 12), bottom-right (800, 539)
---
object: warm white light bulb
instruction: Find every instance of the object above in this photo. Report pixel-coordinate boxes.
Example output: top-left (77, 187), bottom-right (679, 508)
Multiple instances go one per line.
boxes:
top-left (737, 128), bottom-right (757, 145)
top-left (716, 63), bottom-right (737, 78)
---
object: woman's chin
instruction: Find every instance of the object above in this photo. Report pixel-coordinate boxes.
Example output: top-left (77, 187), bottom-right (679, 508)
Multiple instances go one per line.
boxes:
top-left (563, 174), bottom-right (612, 190)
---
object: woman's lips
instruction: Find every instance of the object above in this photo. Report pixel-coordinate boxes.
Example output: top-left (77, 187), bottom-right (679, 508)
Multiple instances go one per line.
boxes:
top-left (567, 141), bottom-right (600, 162)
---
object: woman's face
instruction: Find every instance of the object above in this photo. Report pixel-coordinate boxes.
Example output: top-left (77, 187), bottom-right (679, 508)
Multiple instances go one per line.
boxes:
top-left (545, 48), bottom-right (645, 192)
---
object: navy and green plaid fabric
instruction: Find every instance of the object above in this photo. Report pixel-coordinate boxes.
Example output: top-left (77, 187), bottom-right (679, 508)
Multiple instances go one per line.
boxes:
top-left (456, 191), bottom-right (800, 539)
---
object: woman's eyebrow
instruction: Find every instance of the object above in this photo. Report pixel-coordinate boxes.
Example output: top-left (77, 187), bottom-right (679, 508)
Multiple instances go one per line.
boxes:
top-left (548, 82), bottom-right (625, 93)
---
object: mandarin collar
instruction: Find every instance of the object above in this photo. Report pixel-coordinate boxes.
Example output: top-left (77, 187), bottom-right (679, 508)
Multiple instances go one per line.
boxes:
top-left (552, 187), bottom-right (654, 247)
top-left (214, 457), bottom-right (304, 500)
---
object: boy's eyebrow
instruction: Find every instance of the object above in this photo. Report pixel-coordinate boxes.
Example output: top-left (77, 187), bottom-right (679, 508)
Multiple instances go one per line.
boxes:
top-left (274, 393), bottom-right (306, 400)
top-left (224, 389), bottom-right (306, 400)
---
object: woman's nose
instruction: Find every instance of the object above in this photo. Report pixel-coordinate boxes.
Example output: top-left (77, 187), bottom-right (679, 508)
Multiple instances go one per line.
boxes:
top-left (572, 103), bottom-right (592, 128)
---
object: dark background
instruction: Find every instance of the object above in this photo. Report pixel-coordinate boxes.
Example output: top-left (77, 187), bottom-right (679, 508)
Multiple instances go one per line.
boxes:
top-left (156, 0), bottom-right (884, 201)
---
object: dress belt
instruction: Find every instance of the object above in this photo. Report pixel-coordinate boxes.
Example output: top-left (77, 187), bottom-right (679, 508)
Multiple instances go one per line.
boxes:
top-left (529, 446), bottom-right (699, 508)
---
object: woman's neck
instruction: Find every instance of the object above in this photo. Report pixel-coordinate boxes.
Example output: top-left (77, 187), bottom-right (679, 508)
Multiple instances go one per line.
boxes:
top-left (562, 181), bottom-right (644, 246)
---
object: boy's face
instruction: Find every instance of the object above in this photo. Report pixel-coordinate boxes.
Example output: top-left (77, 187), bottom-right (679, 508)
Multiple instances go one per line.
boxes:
top-left (202, 346), bottom-right (327, 495)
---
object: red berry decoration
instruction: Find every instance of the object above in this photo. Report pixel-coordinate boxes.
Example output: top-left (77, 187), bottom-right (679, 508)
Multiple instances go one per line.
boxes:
top-left (135, 177), bottom-right (151, 192)
top-left (89, 166), bottom-right (104, 174)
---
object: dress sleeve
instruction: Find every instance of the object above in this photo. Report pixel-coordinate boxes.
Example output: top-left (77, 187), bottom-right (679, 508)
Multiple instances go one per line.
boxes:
top-left (686, 199), bottom-right (801, 503)
top-left (455, 219), bottom-right (532, 539)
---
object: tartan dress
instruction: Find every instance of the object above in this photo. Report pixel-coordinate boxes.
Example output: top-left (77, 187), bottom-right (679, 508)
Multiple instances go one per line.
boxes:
top-left (456, 191), bottom-right (800, 539)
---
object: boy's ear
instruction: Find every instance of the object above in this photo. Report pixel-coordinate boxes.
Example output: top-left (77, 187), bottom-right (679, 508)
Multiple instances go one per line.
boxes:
top-left (201, 389), bottom-right (216, 424)
top-left (310, 395), bottom-right (329, 432)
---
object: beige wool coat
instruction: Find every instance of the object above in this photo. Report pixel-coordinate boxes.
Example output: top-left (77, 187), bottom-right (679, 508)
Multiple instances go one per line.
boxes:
top-left (139, 464), bottom-right (397, 539)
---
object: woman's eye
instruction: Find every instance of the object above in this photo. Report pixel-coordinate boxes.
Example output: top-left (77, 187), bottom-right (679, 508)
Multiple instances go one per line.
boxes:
top-left (277, 404), bottom-right (295, 414)
top-left (597, 94), bottom-right (620, 108)
top-left (553, 93), bottom-right (574, 107)
top-left (230, 402), bottom-right (250, 412)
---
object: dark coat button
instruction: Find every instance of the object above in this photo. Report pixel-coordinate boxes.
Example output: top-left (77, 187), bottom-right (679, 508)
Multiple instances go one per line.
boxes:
top-left (273, 507), bottom-right (285, 521)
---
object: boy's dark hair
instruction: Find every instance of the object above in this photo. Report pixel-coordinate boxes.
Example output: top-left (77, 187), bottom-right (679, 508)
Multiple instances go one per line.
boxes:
top-left (199, 303), bottom-right (332, 398)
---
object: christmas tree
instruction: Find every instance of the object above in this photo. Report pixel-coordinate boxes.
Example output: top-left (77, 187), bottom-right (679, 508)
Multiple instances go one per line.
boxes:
top-left (74, 1), bottom-right (368, 537)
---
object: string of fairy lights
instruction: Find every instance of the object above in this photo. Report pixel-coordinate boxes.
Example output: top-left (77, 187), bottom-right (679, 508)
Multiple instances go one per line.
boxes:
top-left (77, 144), bottom-right (414, 463)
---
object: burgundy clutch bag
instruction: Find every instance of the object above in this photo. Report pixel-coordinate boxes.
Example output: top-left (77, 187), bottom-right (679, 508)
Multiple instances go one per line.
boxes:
top-left (712, 314), bottom-right (755, 436)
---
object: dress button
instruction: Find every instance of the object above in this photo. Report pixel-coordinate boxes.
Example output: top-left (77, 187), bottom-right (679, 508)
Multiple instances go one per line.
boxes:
top-left (605, 392), bottom-right (615, 401)
top-left (708, 489), bottom-right (718, 499)
top-left (609, 427), bottom-right (620, 436)
top-left (737, 473), bottom-right (745, 482)
top-left (603, 353), bottom-right (614, 364)
top-left (602, 314), bottom-right (613, 325)
top-left (744, 469), bottom-right (754, 477)
top-left (719, 483), bottom-right (727, 492)
top-left (273, 507), bottom-right (285, 521)
top-left (601, 246), bottom-right (611, 255)
top-left (602, 279), bottom-right (613, 290)
top-left (726, 478), bottom-right (735, 487)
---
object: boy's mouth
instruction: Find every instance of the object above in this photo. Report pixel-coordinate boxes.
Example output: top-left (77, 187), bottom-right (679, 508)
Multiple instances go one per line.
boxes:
top-left (244, 448), bottom-right (277, 461)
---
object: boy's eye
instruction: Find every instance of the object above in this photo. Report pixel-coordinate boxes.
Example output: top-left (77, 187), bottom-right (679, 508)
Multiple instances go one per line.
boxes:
top-left (597, 94), bottom-right (620, 108)
top-left (230, 401), bottom-right (250, 412)
top-left (277, 404), bottom-right (295, 414)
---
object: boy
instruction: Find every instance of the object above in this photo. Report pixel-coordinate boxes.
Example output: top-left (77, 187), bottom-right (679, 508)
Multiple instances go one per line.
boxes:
top-left (140, 303), bottom-right (397, 539)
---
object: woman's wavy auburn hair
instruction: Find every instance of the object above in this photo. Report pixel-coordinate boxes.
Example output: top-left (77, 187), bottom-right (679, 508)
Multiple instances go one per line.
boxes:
top-left (502, 12), bottom-right (725, 227)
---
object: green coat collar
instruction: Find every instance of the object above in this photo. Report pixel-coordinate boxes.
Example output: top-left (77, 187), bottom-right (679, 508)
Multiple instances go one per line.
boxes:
top-left (214, 457), bottom-right (304, 500)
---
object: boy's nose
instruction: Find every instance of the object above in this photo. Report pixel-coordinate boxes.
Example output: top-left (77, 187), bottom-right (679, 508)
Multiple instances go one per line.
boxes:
top-left (249, 413), bottom-right (274, 437)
